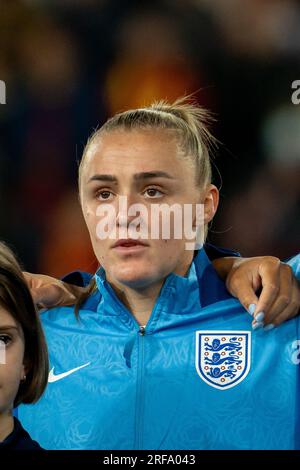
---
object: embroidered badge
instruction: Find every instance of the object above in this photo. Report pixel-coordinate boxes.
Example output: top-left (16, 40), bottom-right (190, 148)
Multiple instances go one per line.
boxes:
top-left (195, 331), bottom-right (251, 390)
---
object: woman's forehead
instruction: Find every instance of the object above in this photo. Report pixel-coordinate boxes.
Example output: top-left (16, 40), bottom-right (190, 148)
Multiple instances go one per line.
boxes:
top-left (82, 129), bottom-right (190, 179)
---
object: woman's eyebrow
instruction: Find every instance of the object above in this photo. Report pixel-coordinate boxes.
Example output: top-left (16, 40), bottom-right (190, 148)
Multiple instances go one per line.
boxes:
top-left (133, 171), bottom-right (176, 181)
top-left (88, 174), bottom-right (117, 183)
top-left (88, 171), bottom-right (176, 184)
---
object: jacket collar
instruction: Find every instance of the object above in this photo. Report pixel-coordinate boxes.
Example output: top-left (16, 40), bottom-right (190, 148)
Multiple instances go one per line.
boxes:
top-left (94, 248), bottom-right (230, 329)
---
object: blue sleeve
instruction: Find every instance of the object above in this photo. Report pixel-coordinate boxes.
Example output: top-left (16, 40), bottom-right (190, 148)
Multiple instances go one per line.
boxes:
top-left (286, 253), bottom-right (300, 280)
top-left (286, 255), bottom-right (300, 334)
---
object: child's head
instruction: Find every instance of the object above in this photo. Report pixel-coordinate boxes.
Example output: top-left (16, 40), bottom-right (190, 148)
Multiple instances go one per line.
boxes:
top-left (0, 242), bottom-right (48, 414)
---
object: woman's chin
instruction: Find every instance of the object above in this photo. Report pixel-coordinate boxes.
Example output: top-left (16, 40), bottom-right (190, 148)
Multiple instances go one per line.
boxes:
top-left (110, 266), bottom-right (157, 289)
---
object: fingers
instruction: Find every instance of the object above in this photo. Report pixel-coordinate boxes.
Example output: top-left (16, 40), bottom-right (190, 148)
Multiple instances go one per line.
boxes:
top-left (268, 277), bottom-right (300, 328)
top-left (254, 262), bottom-right (300, 330)
top-left (225, 270), bottom-right (259, 317)
top-left (260, 263), bottom-right (293, 326)
top-left (253, 257), bottom-right (281, 321)
top-left (225, 256), bottom-right (300, 331)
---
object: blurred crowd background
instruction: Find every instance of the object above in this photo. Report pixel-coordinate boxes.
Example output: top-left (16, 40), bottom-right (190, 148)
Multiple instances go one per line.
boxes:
top-left (0, 0), bottom-right (299, 277)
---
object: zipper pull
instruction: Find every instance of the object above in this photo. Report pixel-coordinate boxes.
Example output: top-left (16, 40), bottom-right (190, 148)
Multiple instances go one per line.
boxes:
top-left (139, 325), bottom-right (146, 336)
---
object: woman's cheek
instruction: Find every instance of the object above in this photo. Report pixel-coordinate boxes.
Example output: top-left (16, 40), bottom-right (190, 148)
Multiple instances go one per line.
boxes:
top-left (82, 203), bottom-right (97, 234)
top-left (83, 200), bottom-right (95, 219)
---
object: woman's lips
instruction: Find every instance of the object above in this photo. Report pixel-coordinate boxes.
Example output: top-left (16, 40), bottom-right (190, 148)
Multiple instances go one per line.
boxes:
top-left (113, 244), bottom-right (148, 253)
top-left (112, 239), bottom-right (148, 253)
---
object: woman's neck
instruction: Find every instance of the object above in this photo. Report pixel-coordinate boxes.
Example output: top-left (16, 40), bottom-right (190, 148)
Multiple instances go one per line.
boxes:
top-left (107, 254), bottom-right (193, 326)
top-left (0, 411), bottom-right (14, 442)
top-left (109, 280), bottom-right (163, 326)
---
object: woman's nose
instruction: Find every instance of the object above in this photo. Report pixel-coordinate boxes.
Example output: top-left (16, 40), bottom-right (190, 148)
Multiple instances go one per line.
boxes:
top-left (115, 194), bottom-right (148, 238)
top-left (115, 194), bottom-right (139, 227)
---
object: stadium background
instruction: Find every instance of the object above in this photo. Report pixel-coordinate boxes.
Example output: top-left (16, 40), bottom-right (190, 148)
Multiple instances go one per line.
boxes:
top-left (0, 0), bottom-right (299, 277)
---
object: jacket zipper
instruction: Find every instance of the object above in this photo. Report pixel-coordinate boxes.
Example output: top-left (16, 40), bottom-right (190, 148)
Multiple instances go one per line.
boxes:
top-left (103, 278), bottom-right (168, 449)
top-left (134, 325), bottom-right (146, 449)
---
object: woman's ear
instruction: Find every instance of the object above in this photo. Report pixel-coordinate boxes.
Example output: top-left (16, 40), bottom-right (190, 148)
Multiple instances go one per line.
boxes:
top-left (203, 184), bottom-right (219, 224)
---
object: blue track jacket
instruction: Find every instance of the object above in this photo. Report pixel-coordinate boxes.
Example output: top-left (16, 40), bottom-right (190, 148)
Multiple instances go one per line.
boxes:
top-left (18, 249), bottom-right (300, 450)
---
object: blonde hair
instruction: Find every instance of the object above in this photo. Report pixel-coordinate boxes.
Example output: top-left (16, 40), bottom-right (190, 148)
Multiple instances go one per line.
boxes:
top-left (78, 96), bottom-right (216, 192)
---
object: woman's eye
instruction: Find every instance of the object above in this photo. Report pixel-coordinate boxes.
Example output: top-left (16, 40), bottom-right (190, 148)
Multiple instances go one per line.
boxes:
top-left (96, 190), bottom-right (113, 201)
top-left (144, 188), bottom-right (163, 198)
top-left (0, 335), bottom-right (11, 346)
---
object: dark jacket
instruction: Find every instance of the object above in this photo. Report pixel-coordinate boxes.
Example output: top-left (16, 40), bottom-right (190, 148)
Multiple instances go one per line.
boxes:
top-left (0, 418), bottom-right (43, 450)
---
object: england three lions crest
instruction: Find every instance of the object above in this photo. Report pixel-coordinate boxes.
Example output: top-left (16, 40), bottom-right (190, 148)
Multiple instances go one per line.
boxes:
top-left (195, 331), bottom-right (251, 390)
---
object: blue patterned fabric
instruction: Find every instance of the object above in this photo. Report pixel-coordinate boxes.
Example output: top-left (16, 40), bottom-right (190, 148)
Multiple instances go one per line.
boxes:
top-left (17, 251), bottom-right (300, 450)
